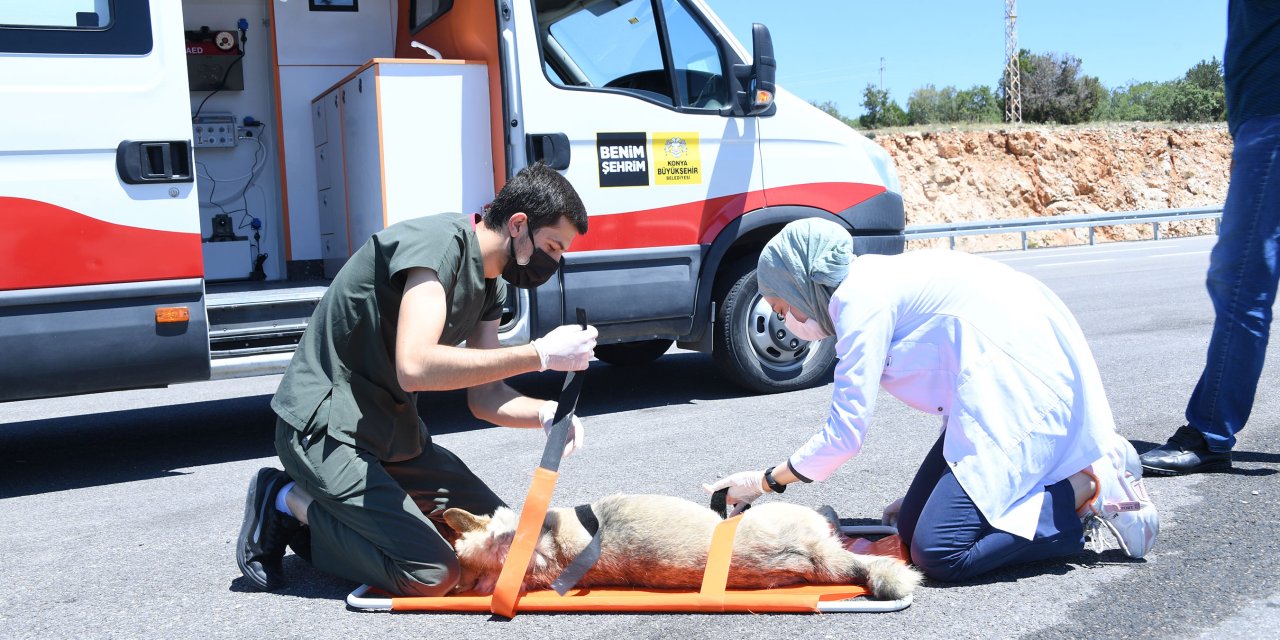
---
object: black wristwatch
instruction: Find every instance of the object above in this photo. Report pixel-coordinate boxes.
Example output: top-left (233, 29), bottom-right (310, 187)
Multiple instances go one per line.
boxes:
top-left (764, 466), bottom-right (787, 493)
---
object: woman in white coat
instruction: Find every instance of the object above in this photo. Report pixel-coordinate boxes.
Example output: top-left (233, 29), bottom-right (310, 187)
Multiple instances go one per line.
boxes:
top-left (705, 219), bottom-right (1159, 582)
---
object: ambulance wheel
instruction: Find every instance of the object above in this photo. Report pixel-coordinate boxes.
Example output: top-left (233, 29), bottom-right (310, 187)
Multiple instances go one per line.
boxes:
top-left (594, 339), bottom-right (673, 366)
top-left (713, 264), bottom-right (836, 394)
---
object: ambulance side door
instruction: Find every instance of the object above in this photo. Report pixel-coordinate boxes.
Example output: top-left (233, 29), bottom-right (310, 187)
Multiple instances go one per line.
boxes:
top-left (0, 2), bottom-right (210, 401)
top-left (509, 0), bottom-right (763, 341)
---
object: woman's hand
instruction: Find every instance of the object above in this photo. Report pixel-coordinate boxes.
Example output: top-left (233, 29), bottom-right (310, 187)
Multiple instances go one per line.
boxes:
top-left (881, 496), bottom-right (904, 526)
top-left (702, 470), bottom-right (766, 516)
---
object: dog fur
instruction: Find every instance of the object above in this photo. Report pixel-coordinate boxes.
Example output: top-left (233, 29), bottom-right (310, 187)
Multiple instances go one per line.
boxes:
top-left (443, 494), bottom-right (921, 601)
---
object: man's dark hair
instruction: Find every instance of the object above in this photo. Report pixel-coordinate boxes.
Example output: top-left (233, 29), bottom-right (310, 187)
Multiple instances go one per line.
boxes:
top-left (483, 162), bottom-right (588, 234)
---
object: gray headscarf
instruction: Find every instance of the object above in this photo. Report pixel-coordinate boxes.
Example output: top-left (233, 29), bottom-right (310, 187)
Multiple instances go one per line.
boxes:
top-left (756, 218), bottom-right (854, 337)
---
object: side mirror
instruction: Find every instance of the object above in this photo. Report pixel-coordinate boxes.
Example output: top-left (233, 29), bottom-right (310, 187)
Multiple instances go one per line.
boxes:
top-left (746, 23), bottom-right (775, 115)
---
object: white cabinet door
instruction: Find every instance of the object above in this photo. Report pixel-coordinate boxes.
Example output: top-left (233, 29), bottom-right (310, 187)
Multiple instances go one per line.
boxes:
top-left (312, 98), bottom-right (328, 147)
top-left (340, 67), bottom-right (384, 253)
top-left (333, 61), bottom-right (493, 254)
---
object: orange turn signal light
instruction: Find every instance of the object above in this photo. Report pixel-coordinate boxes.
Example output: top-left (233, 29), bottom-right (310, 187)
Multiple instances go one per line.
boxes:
top-left (155, 306), bottom-right (190, 323)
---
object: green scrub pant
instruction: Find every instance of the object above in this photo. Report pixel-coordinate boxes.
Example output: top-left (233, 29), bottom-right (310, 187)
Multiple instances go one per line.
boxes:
top-left (274, 418), bottom-right (506, 596)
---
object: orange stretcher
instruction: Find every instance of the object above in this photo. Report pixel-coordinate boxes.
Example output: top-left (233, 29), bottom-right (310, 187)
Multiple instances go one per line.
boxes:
top-left (346, 523), bottom-right (912, 614)
top-left (345, 310), bottom-right (913, 616)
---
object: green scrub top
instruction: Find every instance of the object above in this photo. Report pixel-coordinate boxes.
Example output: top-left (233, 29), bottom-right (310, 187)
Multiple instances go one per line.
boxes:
top-left (271, 213), bottom-right (507, 462)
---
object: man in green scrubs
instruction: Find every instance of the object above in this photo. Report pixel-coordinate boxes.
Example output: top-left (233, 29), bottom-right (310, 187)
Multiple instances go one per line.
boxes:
top-left (236, 163), bottom-right (596, 595)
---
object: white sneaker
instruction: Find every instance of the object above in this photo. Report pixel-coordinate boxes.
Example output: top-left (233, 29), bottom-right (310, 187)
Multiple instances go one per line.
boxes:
top-left (1080, 433), bottom-right (1159, 558)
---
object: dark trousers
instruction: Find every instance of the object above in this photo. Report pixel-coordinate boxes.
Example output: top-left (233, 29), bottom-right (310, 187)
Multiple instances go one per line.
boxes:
top-left (896, 433), bottom-right (1085, 582)
top-left (274, 418), bottom-right (505, 596)
top-left (1187, 113), bottom-right (1280, 452)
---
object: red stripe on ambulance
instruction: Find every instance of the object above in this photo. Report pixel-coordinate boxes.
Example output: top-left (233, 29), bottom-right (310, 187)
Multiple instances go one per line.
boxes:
top-left (569, 182), bottom-right (886, 252)
top-left (0, 197), bottom-right (203, 291)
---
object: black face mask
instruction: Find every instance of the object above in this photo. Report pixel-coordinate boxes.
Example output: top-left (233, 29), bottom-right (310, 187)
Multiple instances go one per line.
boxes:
top-left (502, 224), bottom-right (560, 289)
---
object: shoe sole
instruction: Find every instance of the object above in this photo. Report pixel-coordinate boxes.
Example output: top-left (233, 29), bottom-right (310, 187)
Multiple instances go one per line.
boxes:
top-left (1141, 460), bottom-right (1232, 477)
top-left (236, 468), bottom-right (278, 591)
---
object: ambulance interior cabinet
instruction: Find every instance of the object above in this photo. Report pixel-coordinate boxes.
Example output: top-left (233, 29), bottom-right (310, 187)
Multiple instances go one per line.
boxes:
top-left (312, 59), bottom-right (493, 275)
top-left (313, 89), bottom-right (348, 279)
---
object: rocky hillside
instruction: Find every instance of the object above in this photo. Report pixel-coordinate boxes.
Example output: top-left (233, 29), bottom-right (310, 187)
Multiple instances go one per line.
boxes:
top-left (872, 123), bottom-right (1231, 251)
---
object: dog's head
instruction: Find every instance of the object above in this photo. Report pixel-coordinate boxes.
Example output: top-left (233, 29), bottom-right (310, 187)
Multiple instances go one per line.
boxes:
top-left (443, 506), bottom-right (521, 593)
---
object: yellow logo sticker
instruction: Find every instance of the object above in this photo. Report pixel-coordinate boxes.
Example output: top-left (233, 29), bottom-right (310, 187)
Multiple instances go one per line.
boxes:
top-left (651, 132), bottom-right (701, 185)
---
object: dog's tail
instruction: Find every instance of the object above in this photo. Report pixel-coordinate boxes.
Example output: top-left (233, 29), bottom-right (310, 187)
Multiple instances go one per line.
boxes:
top-left (818, 546), bottom-right (922, 601)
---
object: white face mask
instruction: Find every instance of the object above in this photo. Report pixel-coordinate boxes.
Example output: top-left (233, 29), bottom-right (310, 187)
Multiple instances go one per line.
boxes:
top-left (784, 310), bottom-right (830, 341)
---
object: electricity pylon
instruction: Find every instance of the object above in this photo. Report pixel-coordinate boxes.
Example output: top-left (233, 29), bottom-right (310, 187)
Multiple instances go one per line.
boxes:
top-left (1004, 0), bottom-right (1022, 123)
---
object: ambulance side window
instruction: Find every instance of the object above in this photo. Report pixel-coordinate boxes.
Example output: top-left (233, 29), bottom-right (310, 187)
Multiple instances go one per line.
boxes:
top-left (536, 0), bottom-right (674, 105)
top-left (659, 0), bottom-right (728, 110)
top-left (0, 0), bottom-right (151, 54)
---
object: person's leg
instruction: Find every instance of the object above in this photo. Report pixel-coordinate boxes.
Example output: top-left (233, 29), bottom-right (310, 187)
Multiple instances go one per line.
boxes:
top-left (1184, 114), bottom-right (1280, 452)
top-left (274, 421), bottom-right (463, 597)
top-left (382, 438), bottom-right (508, 543)
top-left (909, 469), bottom-right (1086, 583)
top-left (894, 430), bottom-right (949, 549)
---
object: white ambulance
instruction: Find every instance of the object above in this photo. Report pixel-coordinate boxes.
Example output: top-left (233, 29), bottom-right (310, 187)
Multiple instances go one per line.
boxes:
top-left (0, 0), bottom-right (903, 402)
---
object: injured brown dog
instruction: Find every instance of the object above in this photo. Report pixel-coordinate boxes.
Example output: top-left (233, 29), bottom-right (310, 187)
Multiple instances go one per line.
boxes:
top-left (443, 494), bottom-right (920, 601)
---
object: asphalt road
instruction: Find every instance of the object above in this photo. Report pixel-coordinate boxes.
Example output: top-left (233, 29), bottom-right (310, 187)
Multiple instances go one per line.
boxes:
top-left (3, 235), bottom-right (1278, 639)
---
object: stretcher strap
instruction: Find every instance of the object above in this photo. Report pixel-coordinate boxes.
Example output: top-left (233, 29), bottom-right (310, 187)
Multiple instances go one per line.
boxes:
top-left (539, 308), bottom-right (587, 472)
top-left (491, 467), bottom-right (558, 618)
top-left (550, 506), bottom-right (604, 595)
top-left (540, 369), bottom-right (582, 472)
top-left (696, 515), bottom-right (742, 611)
top-left (491, 309), bottom-right (589, 618)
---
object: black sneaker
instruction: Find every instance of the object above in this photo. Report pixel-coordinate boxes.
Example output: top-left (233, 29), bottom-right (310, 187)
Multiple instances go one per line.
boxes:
top-left (1139, 425), bottom-right (1232, 476)
top-left (236, 468), bottom-right (300, 591)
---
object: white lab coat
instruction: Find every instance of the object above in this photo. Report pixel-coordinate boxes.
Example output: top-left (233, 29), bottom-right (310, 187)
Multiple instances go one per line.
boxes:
top-left (788, 250), bottom-right (1114, 540)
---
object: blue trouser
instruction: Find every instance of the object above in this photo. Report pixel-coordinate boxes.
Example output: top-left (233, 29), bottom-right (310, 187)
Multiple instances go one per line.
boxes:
top-left (896, 433), bottom-right (1085, 582)
top-left (1186, 113), bottom-right (1280, 453)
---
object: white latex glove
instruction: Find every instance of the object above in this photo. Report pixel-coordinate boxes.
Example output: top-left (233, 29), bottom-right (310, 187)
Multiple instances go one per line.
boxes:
top-left (531, 324), bottom-right (599, 372)
top-left (539, 400), bottom-right (584, 458)
top-left (881, 497), bottom-right (904, 527)
top-left (702, 470), bottom-right (766, 516)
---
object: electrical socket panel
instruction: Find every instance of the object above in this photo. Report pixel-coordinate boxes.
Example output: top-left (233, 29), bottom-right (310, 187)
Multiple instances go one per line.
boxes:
top-left (193, 113), bottom-right (238, 148)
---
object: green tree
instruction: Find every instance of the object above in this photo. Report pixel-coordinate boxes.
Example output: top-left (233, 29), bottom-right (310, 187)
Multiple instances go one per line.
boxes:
top-left (1009, 50), bottom-right (1104, 124)
top-left (1099, 81), bottom-right (1163, 121)
top-left (907, 84), bottom-right (960, 125)
top-left (858, 84), bottom-right (907, 129)
top-left (1169, 81), bottom-right (1226, 122)
top-left (955, 85), bottom-right (1002, 123)
top-left (1184, 57), bottom-right (1225, 93)
top-left (1177, 57), bottom-right (1226, 120)
top-left (1096, 58), bottom-right (1225, 123)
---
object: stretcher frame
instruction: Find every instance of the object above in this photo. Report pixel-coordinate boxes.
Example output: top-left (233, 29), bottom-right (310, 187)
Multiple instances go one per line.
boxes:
top-left (345, 310), bottom-right (914, 615)
top-left (346, 525), bottom-right (913, 614)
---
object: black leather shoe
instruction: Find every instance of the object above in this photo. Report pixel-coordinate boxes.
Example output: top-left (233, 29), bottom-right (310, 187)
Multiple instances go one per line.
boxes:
top-left (1140, 425), bottom-right (1232, 476)
top-left (237, 468), bottom-right (300, 590)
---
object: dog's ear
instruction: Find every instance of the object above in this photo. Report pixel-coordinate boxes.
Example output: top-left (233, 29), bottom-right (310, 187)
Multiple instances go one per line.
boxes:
top-left (443, 508), bottom-right (485, 533)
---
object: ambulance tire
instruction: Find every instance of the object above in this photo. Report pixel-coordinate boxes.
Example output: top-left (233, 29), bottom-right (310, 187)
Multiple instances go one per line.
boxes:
top-left (594, 339), bottom-right (673, 366)
top-left (713, 263), bottom-right (837, 394)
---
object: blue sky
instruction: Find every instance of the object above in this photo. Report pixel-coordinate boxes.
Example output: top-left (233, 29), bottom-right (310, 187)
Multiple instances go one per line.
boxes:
top-left (703, 0), bottom-right (1229, 118)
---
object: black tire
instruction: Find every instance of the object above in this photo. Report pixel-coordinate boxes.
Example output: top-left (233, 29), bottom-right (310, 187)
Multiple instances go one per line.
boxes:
top-left (593, 338), bottom-right (674, 366)
top-left (712, 263), bottom-right (837, 393)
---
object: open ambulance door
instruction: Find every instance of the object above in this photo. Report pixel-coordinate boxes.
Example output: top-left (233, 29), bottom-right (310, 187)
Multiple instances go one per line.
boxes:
top-left (507, 0), bottom-right (764, 344)
top-left (0, 2), bottom-right (209, 402)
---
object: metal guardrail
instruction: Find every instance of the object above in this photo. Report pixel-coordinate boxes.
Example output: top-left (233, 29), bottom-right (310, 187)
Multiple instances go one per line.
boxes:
top-left (904, 205), bottom-right (1224, 250)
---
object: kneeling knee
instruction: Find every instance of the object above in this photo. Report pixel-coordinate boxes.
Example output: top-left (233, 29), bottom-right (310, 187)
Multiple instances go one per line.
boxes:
top-left (392, 554), bottom-right (461, 597)
top-left (910, 541), bottom-right (971, 583)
